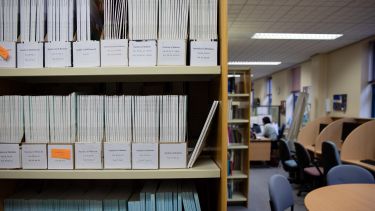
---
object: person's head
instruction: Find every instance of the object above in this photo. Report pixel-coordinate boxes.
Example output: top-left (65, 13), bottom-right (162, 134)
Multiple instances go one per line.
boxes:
top-left (262, 116), bottom-right (271, 125)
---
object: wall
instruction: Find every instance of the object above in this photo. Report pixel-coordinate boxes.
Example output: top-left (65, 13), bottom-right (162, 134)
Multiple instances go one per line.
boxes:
top-left (326, 38), bottom-right (372, 117)
top-left (300, 61), bottom-right (312, 89)
top-left (253, 78), bottom-right (266, 103)
top-left (272, 69), bottom-right (291, 105)
top-left (252, 36), bottom-right (374, 121)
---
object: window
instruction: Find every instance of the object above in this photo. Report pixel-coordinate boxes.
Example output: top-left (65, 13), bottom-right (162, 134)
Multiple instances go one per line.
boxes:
top-left (266, 77), bottom-right (272, 106)
top-left (370, 42), bottom-right (375, 117)
top-left (372, 84), bottom-right (375, 118)
top-left (291, 67), bottom-right (301, 110)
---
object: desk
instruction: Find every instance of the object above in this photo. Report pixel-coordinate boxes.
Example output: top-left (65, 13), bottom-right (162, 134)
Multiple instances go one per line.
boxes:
top-left (342, 159), bottom-right (375, 172)
top-left (249, 138), bottom-right (271, 161)
top-left (305, 184), bottom-right (375, 211)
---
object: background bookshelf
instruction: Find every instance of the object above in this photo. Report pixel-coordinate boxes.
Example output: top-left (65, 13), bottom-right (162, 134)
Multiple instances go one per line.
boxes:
top-left (0, 0), bottom-right (229, 210)
top-left (227, 67), bottom-right (251, 208)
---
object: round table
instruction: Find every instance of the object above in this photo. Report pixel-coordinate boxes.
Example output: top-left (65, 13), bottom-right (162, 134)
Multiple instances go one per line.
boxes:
top-left (305, 184), bottom-right (375, 211)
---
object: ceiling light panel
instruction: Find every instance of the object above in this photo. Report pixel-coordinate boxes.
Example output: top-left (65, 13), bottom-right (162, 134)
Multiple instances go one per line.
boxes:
top-left (252, 33), bottom-right (343, 40)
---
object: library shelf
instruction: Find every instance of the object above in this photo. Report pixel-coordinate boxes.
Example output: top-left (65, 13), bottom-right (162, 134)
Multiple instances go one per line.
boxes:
top-left (0, 158), bottom-right (219, 180)
top-left (228, 143), bottom-right (248, 150)
top-left (228, 93), bottom-right (250, 98)
top-left (228, 119), bottom-right (249, 124)
top-left (0, 66), bottom-right (221, 82)
top-left (227, 171), bottom-right (248, 179)
top-left (227, 192), bottom-right (247, 202)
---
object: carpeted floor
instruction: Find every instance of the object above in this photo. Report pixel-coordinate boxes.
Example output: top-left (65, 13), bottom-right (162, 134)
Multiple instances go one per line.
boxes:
top-left (228, 165), bottom-right (307, 211)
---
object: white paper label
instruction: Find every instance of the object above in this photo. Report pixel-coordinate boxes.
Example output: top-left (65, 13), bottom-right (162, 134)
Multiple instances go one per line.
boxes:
top-left (17, 42), bottom-right (44, 68)
top-left (129, 40), bottom-right (157, 66)
top-left (190, 41), bottom-right (218, 66)
top-left (160, 143), bottom-right (187, 169)
top-left (48, 145), bottom-right (74, 170)
top-left (104, 143), bottom-right (131, 169)
top-left (73, 41), bottom-right (100, 67)
top-left (22, 144), bottom-right (47, 169)
top-left (0, 144), bottom-right (20, 169)
top-left (132, 143), bottom-right (158, 169)
top-left (0, 42), bottom-right (16, 68)
top-left (45, 42), bottom-right (72, 67)
top-left (101, 39), bottom-right (128, 66)
top-left (157, 40), bottom-right (186, 66)
top-left (75, 143), bottom-right (102, 169)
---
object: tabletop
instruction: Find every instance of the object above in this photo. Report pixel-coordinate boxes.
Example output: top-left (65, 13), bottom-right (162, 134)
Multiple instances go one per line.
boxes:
top-left (342, 159), bottom-right (375, 172)
top-left (305, 184), bottom-right (375, 211)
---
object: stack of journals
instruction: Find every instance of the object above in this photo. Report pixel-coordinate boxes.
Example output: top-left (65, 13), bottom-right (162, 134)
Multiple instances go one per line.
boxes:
top-left (76, 0), bottom-right (91, 41)
top-left (188, 101), bottom-right (219, 168)
top-left (77, 95), bottom-right (105, 143)
top-left (4, 181), bottom-right (202, 211)
top-left (24, 96), bottom-right (50, 143)
top-left (49, 94), bottom-right (76, 144)
top-left (103, 0), bottom-right (127, 40)
top-left (158, 0), bottom-right (189, 40)
top-left (132, 96), bottom-right (160, 144)
top-left (20, 0), bottom-right (45, 42)
top-left (46, 0), bottom-right (74, 42)
top-left (104, 95), bottom-right (132, 143)
top-left (0, 0), bottom-right (18, 42)
top-left (189, 0), bottom-right (217, 40)
top-left (160, 96), bottom-right (187, 143)
top-left (101, 0), bottom-right (129, 67)
top-left (0, 96), bottom-right (24, 143)
top-left (128, 0), bottom-right (158, 40)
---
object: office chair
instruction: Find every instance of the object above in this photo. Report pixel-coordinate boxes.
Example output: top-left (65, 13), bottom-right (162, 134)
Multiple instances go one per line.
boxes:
top-left (278, 140), bottom-right (298, 182)
top-left (277, 124), bottom-right (286, 141)
top-left (322, 141), bottom-right (341, 178)
top-left (268, 174), bottom-right (294, 211)
top-left (294, 142), bottom-right (323, 196)
top-left (270, 124), bottom-right (286, 166)
top-left (327, 165), bottom-right (375, 185)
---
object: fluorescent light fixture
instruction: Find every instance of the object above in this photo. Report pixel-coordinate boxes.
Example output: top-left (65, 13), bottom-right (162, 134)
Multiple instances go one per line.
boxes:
top-left (228, 61), bottom-right (281, 66)
top-left (252, 33), bottom-right (343, 40)
top-left (228, 74), bottom-right (241, 78)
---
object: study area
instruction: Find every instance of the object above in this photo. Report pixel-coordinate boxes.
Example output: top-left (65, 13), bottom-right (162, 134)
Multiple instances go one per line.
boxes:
top-left (0, 0), bottom-right (374, 211)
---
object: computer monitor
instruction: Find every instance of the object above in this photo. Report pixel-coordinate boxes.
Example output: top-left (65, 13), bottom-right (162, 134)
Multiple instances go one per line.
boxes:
top-left (252, 123), bottom-right (261, 134)
top-left (319, 123), bottom-right (328, 133)
top-left (341, 122), bottom-right (361, 141)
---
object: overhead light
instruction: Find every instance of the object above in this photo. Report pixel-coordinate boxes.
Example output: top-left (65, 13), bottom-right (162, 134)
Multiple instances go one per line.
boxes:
top-left (251, 74), bottom-right (254, 77)
top-left (228, 61), bottom-right (281, 65)
top-left (252, 33), bottom-right (343, 40)
top-left (228, 74), bottom-right (240, 78)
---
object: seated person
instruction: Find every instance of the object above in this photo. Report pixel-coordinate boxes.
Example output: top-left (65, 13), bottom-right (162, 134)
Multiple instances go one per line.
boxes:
top-left (262, 116), bottom-right (278, 141)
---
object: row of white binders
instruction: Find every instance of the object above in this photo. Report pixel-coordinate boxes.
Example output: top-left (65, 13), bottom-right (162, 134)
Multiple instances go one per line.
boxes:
top-left (0, 94), bottom-right (187, 144)
top-left (5, 181), bottom-right (201, 211)
top-left (1, 0), bottom-right (216, 42)
top-left (0, 101), bottom-right (219, 169)
top-left (0, 0), bottom-right (218, 68)
top-left (0, 142), bottom-right (187, 170)
top-left (0, 40), bottom-right (217, 68)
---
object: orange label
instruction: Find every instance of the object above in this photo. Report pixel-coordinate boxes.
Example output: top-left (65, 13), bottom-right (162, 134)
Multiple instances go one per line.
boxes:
top-left (0, 46), bottom-right (9, 61)
top-left (51, 149), bottom-right (71, 160)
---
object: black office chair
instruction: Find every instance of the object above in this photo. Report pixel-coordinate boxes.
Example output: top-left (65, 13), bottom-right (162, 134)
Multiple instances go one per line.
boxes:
top-left (322, 141), bottom-right (342, 179)
top-left (294, 142), bottom-right (323, 196)
top-left (278, 140), bottom-right (299, 183)
top-left (277, 124), bottom-right (286, 141)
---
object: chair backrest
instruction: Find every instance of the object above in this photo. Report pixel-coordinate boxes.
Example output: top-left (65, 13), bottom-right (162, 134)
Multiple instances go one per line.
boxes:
top-left (322, 141), bottom-right (342, 175)
top-left (327, 165), bottom-right (375, 185)
top-left (294, 142), bottom-right (311, 169)
top-left (268, 174), bottom-right (294, 211)
top-left (277, 124), bottom-right (286, 140)
top-left (279, 140), bottom-right (291, 162)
